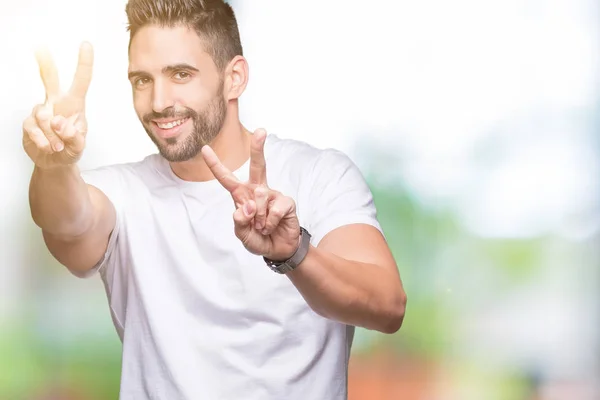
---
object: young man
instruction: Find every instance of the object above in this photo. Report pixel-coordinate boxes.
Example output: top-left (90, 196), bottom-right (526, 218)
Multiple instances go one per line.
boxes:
top-left (22, 0), bottom-right (407, 398)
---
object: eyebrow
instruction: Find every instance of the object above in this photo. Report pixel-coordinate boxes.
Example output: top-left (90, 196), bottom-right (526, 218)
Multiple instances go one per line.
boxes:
top-left (128, 64), bottom-right (200, 80)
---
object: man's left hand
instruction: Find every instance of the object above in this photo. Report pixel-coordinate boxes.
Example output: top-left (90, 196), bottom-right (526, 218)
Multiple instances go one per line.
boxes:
top-left (201, 129), bottom-right (301, 261)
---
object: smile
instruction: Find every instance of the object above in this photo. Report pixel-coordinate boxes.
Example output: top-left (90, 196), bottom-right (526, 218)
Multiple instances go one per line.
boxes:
top-left (154, 118), bottom-right (189, 129)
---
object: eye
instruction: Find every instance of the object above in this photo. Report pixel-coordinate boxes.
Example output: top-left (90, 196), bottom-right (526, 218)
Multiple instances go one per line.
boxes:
top-left (134, 77), bottom-right (151, 89)
top-left (174, 71), bottom-right (191, 81)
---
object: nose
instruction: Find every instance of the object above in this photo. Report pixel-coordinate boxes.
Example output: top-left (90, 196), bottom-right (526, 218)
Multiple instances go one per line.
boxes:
top-left (151, 80), bottom-right (174, 114)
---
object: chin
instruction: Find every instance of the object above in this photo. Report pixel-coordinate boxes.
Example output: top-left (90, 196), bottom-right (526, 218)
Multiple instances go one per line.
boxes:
top-left (160, 138), bottom-right (201, 163)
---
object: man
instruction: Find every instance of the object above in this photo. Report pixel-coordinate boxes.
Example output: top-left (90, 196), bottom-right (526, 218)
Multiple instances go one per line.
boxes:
top-left (22, 0), bottom-right (407, 398)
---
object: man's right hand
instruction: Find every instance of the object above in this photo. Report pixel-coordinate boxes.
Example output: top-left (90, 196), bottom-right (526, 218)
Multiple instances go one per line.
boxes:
top-left (22, 42), bottom-right (94, 170)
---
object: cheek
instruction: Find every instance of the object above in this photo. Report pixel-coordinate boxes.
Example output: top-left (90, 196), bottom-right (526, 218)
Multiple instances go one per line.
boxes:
top-left (173, 82), bottom-right (212, 110)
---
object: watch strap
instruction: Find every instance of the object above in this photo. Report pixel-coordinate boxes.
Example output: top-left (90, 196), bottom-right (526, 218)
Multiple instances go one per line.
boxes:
top-left (263, 227), bottom-right (312, 274)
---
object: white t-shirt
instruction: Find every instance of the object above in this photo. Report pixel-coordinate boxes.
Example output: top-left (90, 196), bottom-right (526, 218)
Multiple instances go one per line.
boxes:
top-left (80, 134), bottom-right (382, 400)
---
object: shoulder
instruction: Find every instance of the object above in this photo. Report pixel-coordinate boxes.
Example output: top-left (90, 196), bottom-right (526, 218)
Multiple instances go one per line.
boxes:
top-left (265, 134), bottom-right (356, 177)
top-left (264, 134), bottom-right (321, 163)
top-left (79, 154), bottom-right (167, 202)
top-left (266, 136), bottom-right (380, 245)
top-left (80, 154), bottom-right (162, 181)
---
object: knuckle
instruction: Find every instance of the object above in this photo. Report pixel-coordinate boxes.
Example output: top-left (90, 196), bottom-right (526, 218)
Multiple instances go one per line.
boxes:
top-left (29, 129), bottom-right (42, 140)
top-left (270, 207), bottom-right (283, 218)
top-left (60, 125), bottom-right (76, 139)
top-left (60, 131), bottom-right (74, 141)
top-left (74, 119), bottom-right (86, 133)
top-left (31, 104), bottom-right (43, 115)
top-left (27, 126), bottom-right (43, 140)
top-left (264, 220), bottom-right (276, 231)
top-left (233, 209), bottom-right (246, 224)
top-left (285, 196), bottom-right (296, 208)
top-left (22, 118), bottom-right (34, 133)
top-left (254, 186), bottom-right (268, 197)
top-left (51, 116), bottom-right (64, 132)
top-left (35, 107), bottom-right (52, 122)
top-left (280, 196), bottom-right (294, 209)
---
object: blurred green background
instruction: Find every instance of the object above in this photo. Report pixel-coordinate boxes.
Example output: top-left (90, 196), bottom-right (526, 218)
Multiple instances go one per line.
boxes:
top-left (1, 0), bottom-right (598, 399)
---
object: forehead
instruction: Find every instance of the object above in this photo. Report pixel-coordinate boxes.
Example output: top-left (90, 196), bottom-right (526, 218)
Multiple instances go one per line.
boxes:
top-left (128, 25), bottom-right (216, 73)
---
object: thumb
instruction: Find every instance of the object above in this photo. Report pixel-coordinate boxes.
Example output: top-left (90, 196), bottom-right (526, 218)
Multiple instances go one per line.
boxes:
top-left (243, 201), bottom-right (255, 218)
top-left (51, 114), bottom-right (85, 154)
top-left (50, 115), bottom-right (66, 134)
top-left (233, 200), bottom-right (256, 241)
top-left (51, 115), bottom-right (79, 141)
top-left (234, 200), bottom-right (255, 227)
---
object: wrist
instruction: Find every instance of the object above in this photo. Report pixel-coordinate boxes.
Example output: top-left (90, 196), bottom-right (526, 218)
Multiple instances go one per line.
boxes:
top-left (34, 163), bottom-right (79, 175)
top-left (264, 227), bottom-right (312, 274)
top-left (270, 231), bottom-right (303, 262)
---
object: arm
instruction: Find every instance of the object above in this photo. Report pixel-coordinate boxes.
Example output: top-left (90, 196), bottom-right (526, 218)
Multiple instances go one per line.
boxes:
top-left (287, 224), bottom-right (406, 334)
top-left (24, 43), bottom-right (114, 276)
top-left (29, 164), bottom-right (116, 276)
top-left (201, 131), bottom-right (406, 333)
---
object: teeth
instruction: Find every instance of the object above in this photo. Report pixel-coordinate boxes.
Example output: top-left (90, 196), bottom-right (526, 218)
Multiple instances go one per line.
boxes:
top-left (157, 119), bottom-right (186, 129)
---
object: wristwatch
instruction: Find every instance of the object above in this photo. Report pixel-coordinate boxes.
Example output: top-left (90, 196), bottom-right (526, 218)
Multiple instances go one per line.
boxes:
top-left (263, 227), bottom-right (312, 274)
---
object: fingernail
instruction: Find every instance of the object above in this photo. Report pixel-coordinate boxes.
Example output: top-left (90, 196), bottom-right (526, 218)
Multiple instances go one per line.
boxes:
top-left (261, 229), bottom-right (268, 235)
top-left (255, 221), bottom-right (261, 230)
top-left (243, 203), bottom-right (252, 216)
top-left (54, 142), bottom-right (64, 152)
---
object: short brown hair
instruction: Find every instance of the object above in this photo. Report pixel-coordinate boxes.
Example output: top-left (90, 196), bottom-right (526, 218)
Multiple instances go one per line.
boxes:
top-left (125, 0), bottom-right (243, 71)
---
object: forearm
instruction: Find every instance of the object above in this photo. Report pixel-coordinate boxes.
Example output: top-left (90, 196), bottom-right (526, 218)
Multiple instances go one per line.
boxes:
top-left (287, 245), bottom-right (406, 334)
top-left (29, 164), bottom-right (94, 237)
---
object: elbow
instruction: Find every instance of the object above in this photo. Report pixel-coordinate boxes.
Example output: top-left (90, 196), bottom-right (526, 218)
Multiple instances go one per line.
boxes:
top-left (380, 291), bottom-right (407, 334)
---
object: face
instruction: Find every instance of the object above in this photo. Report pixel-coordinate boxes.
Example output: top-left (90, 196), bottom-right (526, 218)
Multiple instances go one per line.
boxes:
top-left (128, 25), bottom-right (227, 162)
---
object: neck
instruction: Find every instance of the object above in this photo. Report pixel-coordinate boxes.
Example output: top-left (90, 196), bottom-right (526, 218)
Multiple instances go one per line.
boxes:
top-left (169, 104), bottom-right (251, 182)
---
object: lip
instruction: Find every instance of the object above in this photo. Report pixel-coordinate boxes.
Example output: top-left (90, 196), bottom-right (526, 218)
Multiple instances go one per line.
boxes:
top-left (152, 117), bottom-right (191, 139)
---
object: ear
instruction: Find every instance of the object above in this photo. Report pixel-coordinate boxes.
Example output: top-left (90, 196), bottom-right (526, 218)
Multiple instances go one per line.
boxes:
top-left (223, 55), bottom-right (249, 101)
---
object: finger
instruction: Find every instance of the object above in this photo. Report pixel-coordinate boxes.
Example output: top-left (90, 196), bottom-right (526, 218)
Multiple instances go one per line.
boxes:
top-left (34, 104), bottom-right (64, 152)
top-left (253, 186), bottom-right (269, 230)
top-left (35, 48), bottom-right (60, 103)
top-left (52, 114), bottom-right (85, 150)
top-left (233, 200), bottom-right (256, 240)
top-left (50, 115), bottom-right (65, 135)
top-left (233, 201), bottom-right (256, 226)
top-left (23, 116), bottom-right (52, 154)
top-left (69, 41), bottom-right (94, 99)
top-left (249, 128), bottom-right (267, 185)
top-left (201, 145), bottom-right (241, 193)
top-left (262, 194), bottom-right (295, 235)
top-left (73, 116), bottom-right (87, 137)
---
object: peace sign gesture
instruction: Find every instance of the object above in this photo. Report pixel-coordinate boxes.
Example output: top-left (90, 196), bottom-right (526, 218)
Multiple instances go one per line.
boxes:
top-left (22, 42), bottom-right (94, 169)
top-left (201, 129), bottom-right (301, 261)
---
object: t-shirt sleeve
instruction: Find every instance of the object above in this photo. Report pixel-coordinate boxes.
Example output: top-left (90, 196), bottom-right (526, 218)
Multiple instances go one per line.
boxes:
top-left (307, 149), bottom-right (383, 246)
top-left (75, 166), bottom-right (127, 278)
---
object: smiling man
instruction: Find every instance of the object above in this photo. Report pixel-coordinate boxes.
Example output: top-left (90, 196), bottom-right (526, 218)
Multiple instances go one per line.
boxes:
top-left (22, 0), bottom-right (407, 399)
